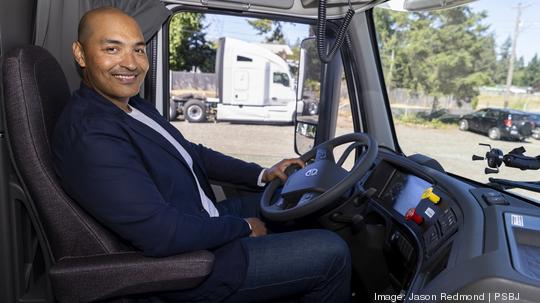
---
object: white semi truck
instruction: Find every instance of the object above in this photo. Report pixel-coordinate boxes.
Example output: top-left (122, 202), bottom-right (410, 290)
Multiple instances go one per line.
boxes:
top-left (170, 37), bottom-right (303, 123)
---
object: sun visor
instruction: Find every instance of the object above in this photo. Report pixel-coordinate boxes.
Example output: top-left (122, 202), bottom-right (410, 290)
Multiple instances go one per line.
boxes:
top-left (86, 0), bottom-right (171, 42)
top-left (169, 0), bottom-right (386, 19)
top-left (200, 0), bottom-right (294, 9)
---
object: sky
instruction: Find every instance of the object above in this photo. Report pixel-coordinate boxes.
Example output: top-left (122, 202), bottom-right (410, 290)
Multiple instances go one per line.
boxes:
top-left (470, 0), bottom-right (540, 63)
top-left (201, 0), bottom-right (540, 64)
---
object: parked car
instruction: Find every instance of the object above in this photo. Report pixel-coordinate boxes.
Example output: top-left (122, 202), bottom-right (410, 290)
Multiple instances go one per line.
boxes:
top-left (458, 108), bottom-right (534, 140)
top-left (528, 112), bottom-right (540, 139)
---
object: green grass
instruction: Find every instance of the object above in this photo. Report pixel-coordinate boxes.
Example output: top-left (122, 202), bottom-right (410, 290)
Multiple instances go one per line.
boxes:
top-left (393, 114), bottom-right (454, 129)
top-left (477, 94), bottom-right (540, 112)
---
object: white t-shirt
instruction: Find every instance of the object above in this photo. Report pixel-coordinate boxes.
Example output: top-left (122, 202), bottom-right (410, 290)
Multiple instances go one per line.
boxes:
top-left (127, 106), bottom-right (220, 217)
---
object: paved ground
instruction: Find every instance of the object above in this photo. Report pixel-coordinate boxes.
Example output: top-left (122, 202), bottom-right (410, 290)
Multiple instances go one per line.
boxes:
top-left (173, 120), bottom-right (540, 202)
top-left (394, 124), bottom-right (540, 202)
top-left (173, 121), bottom-right (298, 167)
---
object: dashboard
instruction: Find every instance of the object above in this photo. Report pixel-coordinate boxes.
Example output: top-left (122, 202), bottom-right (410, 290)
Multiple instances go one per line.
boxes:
top-left (324, 150), bottom-right (540, 303)
top-left (364, 160), bottom-right (459, 257)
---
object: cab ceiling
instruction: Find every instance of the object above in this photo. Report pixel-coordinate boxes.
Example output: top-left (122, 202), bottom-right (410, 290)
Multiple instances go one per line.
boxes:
top-left (164, 0), bottom-right (388, 19)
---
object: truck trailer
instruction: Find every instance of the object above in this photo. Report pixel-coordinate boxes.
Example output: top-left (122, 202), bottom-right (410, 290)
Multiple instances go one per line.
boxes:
top-left (170, 37), bottom-right (303, 123)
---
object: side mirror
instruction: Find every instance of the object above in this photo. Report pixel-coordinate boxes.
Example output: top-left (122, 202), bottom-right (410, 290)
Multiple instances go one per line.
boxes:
top-left (294, 37), bottom-right (320, 155)
top-left (295, 37), bottom-right (320, 104)
top-left (295, 121), bottom-right (317, 155)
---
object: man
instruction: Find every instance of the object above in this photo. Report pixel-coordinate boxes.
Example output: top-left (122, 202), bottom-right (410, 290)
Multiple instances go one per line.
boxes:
top-left (53, 7), bottom-right (351, 302)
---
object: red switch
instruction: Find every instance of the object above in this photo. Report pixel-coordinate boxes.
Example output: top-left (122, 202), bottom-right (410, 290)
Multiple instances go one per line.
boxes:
top-left (405, 208), bottom-right (424, 225)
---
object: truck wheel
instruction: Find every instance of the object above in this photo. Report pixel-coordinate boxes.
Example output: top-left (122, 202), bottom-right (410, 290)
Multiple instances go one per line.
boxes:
top-left (169, 101), bottom-right (179, 121)
top-left (533, 128), bottom-right (540, 140)
top-left (184, 100), bottom-right (207, 123)
top-left (488, 127), bottom-right (500, 140)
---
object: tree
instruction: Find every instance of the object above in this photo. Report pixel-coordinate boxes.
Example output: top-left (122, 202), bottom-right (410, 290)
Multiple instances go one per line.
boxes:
top-left (248, 19), bottom-right (272, 36)
top-left (430, 8), bottom-right (496, 103)
top-left (169, 13), bottom-right (216, 72)
top-left (525, 54), bottom-right (540, 89)
top-left (373, 7), bottom-right (497, 107)
top-left (247, 19), bottom-right (285, 43)
top-left (512, 56), bottom-right (528, 86)
top-left (289, 38), bottom-right (302, 78)
top-left (373, 8), bottom-right (411, 89)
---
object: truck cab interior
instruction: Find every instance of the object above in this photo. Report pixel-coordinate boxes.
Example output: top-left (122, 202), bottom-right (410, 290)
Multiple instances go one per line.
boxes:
top-left (2, 0), bottom-right (540, 302)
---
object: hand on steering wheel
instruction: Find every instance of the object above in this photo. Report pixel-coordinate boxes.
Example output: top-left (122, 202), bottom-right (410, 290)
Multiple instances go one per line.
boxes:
top-left (260, 133), bottom-right (378, 221)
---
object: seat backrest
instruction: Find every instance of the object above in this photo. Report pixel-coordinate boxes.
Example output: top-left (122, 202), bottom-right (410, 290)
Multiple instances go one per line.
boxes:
top-left (2, 46), bottom-right (131, 261)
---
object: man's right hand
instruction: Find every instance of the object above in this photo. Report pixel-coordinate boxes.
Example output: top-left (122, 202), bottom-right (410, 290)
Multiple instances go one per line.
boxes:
top-left (244, 218), bottom-right (267, 237)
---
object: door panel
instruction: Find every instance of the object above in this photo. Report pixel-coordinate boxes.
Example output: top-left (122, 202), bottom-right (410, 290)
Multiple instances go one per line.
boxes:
top-left (482, 110), bottom-right (498, 133)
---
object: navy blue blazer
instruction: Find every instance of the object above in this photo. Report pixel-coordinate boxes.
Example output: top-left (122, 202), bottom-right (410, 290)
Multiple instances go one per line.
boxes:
top-left (52, 84), bottom-right (264, 301)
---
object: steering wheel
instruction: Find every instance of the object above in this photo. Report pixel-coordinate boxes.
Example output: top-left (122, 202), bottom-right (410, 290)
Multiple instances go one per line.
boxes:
top-left (261, 133), bottom-right (378, 221)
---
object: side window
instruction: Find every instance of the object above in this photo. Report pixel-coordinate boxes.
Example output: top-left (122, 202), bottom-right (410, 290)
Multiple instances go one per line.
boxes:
top-left (473, 110), bottom-right (487, 117)
top-left (273, 72), bottom-right (290, 87)
top-left (485, 110), bottom-right (497, 118)
top-left (167, 12), bottom-right (310, 167)
top-left (282, 73), bottom-right (290, 87)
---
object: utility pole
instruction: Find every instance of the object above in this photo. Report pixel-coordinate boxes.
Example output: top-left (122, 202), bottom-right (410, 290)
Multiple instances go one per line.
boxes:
top-left (503, 3), bottom-right (526, 108)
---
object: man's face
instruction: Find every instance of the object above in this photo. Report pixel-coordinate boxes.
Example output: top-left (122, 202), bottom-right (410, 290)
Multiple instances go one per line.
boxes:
top-left (73, 13), bottom-right (149, 103)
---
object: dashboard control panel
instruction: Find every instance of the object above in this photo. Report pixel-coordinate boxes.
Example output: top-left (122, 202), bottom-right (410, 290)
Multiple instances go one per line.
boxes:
top-left (364, 160), bottom-right (459, 256)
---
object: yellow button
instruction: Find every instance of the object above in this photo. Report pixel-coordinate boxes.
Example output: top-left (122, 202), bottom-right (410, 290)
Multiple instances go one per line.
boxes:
top-left (422, 187), bottom-right (440, 204)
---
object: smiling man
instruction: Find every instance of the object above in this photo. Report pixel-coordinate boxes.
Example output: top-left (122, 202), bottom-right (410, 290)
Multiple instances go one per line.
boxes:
top-left (53, 7), bottom-right (351, 302)
top-left (72, 8), bottom-right (148, 112)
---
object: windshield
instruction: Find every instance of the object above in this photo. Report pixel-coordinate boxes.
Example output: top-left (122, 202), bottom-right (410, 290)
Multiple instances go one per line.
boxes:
top-left (374, 1), bottom-right (540, 201)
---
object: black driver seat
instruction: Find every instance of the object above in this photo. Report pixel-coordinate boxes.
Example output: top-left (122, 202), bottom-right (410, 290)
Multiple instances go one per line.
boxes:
top-left (2, 45), bottom-right (213, 302)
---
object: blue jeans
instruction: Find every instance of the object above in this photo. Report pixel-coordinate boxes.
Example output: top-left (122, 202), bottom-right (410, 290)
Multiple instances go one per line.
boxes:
top-left (217, 195), bottom-right (352, 303)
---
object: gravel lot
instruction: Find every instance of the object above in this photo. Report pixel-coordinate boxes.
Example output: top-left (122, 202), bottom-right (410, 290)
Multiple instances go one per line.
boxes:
top-left (173, 121), bottom-right (298, 166)
top-left (174, 121), bottom-right (540, 202)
